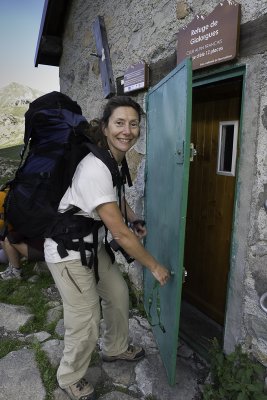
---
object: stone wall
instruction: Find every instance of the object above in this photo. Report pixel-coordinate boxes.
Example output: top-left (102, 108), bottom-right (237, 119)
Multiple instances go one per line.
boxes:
top-left (58, 0), bottom-right (267, 362)
top-left (241, 52), bottom-right (267, 365)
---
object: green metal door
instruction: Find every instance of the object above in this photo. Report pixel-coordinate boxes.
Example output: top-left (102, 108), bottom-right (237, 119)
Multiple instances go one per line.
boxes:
top-left (144, 59), bottom-right (192, 385)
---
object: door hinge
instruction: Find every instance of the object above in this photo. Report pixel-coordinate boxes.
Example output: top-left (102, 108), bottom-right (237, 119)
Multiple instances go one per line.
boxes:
top-left (190, 143), bottom-right (197, 162)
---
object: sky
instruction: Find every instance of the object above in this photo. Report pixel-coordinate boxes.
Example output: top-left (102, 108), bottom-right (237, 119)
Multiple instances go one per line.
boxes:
top-left (0, 0), bottom-right (60, 93)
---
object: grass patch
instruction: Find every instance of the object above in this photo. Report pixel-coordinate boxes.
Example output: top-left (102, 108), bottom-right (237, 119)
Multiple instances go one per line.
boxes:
top-left (90, 350), bottom-right (101, 367)
top-left (0, 262), bottom-right (60, 399)
top-left (122, 271), bottom-right (146, 317)
top-left (33, 342), bottom-right (57, 400)
top-left (203, 338), bottom-right (267, 400)
top-left (45, 320), bottom-right (61, 336)
top-left (0, 144), bottom-right (22, 160)
top-left (0, 261), bottom-right (55, 334)
top-left (1, 105), bottom-right (26, 119)
top-left (0, 338), bottom-right (24, 358)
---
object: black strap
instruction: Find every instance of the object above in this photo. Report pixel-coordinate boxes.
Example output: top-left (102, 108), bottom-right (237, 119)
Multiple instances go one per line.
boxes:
top-left (53, 144), bottom-right (132, 280)
top-left (121, 157), bottom-right (132, 187)
top-left (56, 237), bottom-right (94, 263)
top-left (83, 142), bottom-right (121, 187)
top-left (122, 179), bottom-right (128, 226)
top-left (92, 227), bottom-right (100, 282)
top-left (79, 238), bottom-right (87, 266)
top-left (54, 216), bottom-right (105, 283)
top-left (104, 227), bottom-right (115, 264)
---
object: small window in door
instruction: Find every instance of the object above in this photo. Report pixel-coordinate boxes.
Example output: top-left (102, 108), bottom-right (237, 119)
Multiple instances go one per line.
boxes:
top-left (217, 121), bottom-right (238, 176)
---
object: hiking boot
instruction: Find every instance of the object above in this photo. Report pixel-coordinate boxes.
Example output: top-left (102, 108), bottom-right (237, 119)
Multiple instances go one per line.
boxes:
top-left (101, 344), bottom-right (145, 362)
top-left (0, 266), bottom-right (22, 280)
top-left (63, 378), bottom-right (96, 400)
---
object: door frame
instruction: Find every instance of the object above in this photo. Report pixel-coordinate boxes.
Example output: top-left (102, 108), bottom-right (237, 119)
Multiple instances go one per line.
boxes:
top-left (184, 64), bottom-right (247, 350)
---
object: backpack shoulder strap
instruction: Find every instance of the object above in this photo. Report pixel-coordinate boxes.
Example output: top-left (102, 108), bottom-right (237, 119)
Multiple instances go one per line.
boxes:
top-left (82, 142), bottom-right (132, 188)
top-left (82, 142), bottom-right (121, 187)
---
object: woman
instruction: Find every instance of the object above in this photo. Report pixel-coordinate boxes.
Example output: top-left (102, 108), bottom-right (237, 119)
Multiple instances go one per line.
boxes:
top-left (44, 96), bottom-right (170, 400)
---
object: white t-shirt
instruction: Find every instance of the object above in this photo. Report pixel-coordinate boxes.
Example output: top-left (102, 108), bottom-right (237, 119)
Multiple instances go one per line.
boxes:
top-left (44, 152), bottom-right (117, 263)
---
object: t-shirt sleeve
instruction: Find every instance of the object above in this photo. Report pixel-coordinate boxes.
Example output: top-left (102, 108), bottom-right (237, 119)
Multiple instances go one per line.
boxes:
top-left (61, 154), bottom-right (117, 215)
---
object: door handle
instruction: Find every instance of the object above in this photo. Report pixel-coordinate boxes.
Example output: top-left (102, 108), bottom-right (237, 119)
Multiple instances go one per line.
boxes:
top-left (183, 268), bottom-right (188, 283)
top-left (190, 143), bottom-right (197, 162)
top-left (169, 269), bottom-right (187, 282)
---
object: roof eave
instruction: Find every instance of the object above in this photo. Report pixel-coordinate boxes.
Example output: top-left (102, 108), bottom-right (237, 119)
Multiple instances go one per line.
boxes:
top-left (34, 0), bottom-right (70, 67)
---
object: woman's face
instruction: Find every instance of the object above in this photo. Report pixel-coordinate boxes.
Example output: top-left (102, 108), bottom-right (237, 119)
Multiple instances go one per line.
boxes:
top-left (103, 106), bottom-right (140, 162)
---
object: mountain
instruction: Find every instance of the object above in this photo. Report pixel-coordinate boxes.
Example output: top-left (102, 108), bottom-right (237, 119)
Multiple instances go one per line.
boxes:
top-left (0, 82), bottom-right (44, 148)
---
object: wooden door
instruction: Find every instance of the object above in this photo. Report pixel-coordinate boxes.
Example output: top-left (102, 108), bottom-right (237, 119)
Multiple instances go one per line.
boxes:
top-left (183, 79), bottom-right (242, 325)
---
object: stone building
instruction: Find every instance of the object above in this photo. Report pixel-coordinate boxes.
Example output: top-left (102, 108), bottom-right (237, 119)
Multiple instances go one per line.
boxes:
top-left (35, 0), bottom-right (267, 384)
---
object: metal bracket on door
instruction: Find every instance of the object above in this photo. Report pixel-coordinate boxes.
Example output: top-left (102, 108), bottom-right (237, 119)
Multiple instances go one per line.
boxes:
top-left (190, 143), bottom-right (197, 162)
top-left (176, 140), bottom-right (184, 164)
top-left (183, 268), bottom-right (188, 283)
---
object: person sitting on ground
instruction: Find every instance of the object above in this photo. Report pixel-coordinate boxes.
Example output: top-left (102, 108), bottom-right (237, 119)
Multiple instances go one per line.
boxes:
top-left (0, 231), bottom-right (44, 280)
top-left (0, 241), bottom-right (8, 266)
top-left (0, 189), bottom-right (10, 268)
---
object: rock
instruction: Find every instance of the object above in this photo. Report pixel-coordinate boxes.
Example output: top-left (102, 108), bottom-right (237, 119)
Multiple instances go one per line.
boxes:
top-left (102, 361), bottom-right (136, 386)
top-left (25, 331), bottom-right (51, 343)
top-left (135, 353), bottom-right (205, 399)
top-left (27, 275), bottom-right (40, 283)
top-left (0, 303), bottom-right (33, 331)
top-left (41, 339), bottom-right (64, 367)
top-left (176, 1), bottom-right (190, 19)
top-left (47, 300), bottom-right (62, 308)
top-left (53, 387), bottom-right (69, 399)
top-left (42, 284), bottom-right (61, 302)
top-left (55, 319), bottom-right (65, 338)
top-left (46, 305), bottom-right (63, 324)
top-left (129, 316), bottom-right (159, 355)
top-left (0, 349), bottom-right (46, 400)
top-left (33, 261), bottom-right (51, 275)
top-left (99, 392), bottom-right (138, 400)
top-left (84, 366), bottom-right (103, 387)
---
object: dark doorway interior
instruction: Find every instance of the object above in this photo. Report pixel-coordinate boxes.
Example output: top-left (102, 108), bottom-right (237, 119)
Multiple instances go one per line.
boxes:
top-left (179, 77), bottom-right (243, 357)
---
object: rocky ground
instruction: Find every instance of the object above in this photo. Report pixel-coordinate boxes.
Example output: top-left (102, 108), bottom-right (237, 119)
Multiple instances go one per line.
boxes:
top-left (0, 157), bottom-right (19, 180)
top-left (0, 262), bottom-right (209, 400)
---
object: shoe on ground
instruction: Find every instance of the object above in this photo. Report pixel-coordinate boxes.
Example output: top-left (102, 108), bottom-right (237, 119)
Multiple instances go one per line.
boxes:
top-left (0, 266), bottom-right (22, 280)
top-left (63, 378), bottom-right (96, 400)
top-left (0, 264), bottom-right (12, 276)
top-left (101, 344), bottom-right (145, 362)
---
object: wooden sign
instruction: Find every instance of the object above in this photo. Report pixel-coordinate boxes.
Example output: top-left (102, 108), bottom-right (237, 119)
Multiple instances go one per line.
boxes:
top-left (124, 61), bottom-right (149, 93)
top-left (177, 0), bottom-right (241, 70)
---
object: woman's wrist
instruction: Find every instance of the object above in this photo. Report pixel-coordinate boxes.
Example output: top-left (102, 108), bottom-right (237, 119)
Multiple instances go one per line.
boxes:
top-left (129, 219), bottom-right (145, 229)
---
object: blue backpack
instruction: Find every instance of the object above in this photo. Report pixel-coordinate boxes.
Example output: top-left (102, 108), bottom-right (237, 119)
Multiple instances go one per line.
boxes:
top-left (3, 91), bottom-right (132, 279)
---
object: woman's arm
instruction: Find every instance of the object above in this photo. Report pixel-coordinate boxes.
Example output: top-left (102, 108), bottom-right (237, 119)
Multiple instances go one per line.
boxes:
top-left (121, 198), bottom-right (147, 238)
top-left (96, 201), bottom-right (170, 286)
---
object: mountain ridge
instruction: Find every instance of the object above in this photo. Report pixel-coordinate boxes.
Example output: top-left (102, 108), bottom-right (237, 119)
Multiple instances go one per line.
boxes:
top-left (0, 82), bottom-right (44, 148)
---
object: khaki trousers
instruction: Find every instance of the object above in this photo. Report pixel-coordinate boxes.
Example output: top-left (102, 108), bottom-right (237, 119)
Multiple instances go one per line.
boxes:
top-left (47, 245), bottom-right (129, 388)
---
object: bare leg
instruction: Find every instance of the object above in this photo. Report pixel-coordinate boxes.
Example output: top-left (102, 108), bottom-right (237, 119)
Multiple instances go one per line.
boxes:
top-left (2, 238), bottom-right (28, 269)
top-left (12, 242), bottom-right (29, 258)
top-left (0, 241), bottom-right (8, 264)
top-left (0, 238), bottom-right (25, 279)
